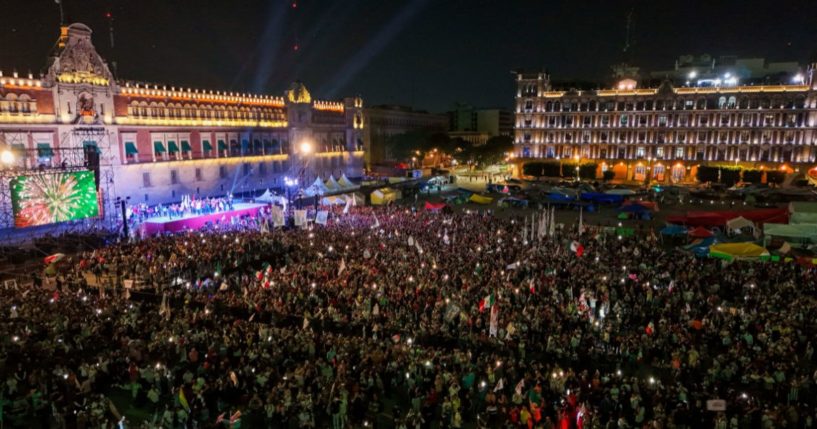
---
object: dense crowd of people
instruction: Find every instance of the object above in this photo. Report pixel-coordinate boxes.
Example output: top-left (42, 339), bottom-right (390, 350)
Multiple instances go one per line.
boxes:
top-left (2, 205), bottom-right (816, 428)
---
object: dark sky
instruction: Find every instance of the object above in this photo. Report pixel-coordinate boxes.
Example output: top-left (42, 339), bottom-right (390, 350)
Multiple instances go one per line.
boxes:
top-left (2, 0), bottom-right (816, 112)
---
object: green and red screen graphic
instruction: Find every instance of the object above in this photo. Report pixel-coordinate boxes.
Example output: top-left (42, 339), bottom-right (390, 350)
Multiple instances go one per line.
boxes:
top-left (11, 171), bottom-right (99, 228)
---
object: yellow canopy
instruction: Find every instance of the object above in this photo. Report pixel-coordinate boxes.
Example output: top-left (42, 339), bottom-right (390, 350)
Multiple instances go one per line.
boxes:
top-left (709, 242), bottom-right (769, 260)
top-left (371, 188), bottom-right (400, 205)
top-left (469, 194), bottom-right (493, 204)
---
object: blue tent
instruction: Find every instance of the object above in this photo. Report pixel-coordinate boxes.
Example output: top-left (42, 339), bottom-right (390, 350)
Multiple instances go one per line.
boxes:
top-left (547, 192), bottom-right (575, 202)
top-left (581, 192), bottom-right (624, 204)
top-left (686, 237), bottom-right (717, 257)
top-left (660, 225), bottom-right (687, 236)
top-left (619, 204), bottom-right (648, 213)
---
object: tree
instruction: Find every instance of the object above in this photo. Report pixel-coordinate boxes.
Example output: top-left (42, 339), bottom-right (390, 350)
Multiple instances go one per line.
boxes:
top-left (602, 170), bottom-right (615, 182)
top-left (384, 130), bottom-right (429, 161)
top-left (460, 135), bottom-right (514, 167)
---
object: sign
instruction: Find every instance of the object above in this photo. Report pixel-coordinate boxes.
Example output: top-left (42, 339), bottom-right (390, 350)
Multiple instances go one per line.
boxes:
top-left (294, 210), bottom-right (307, 227)
top-left (271, 206), bottom-right (285, 227)
top-left (315, 210), bottom-right (328, 225)
top-left (706, 399), bottom-right (726, 411)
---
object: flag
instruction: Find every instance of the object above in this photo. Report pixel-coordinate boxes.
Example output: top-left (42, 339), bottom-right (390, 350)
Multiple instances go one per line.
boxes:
top-left (529, 278), bottom-right (536, 294)
top-left (343, 197), bottom-right (352, 214)
top-left (515, 378), bottom-right (525, 396)
top-left (549, 206), bottom-right (556, 236)
top-left (578, 205), bottom-right (584, 235)
top-left (230, 411), bottom-right (242, 426)
top-left (479, 293), bottom-right (494, 312)
top-left (338, 258), bottom-right (346, 276)
top-left (570, 241), bottom-right (584, 257)
top-left (494, 378), bottom-right (505, 392)
top-left (506, 261), bottom-right (519, 270)
top-left (489, 304), bottom-right (499, 337)
top-left (178, 387), bottom-right (190, 412)
top-left (215, 413), bottom-right (226, 425)
top-left (372, 214), bottom-right (380, 229)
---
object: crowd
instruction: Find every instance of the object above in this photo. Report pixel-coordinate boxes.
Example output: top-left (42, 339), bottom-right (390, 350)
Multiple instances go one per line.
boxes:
top-left (2, 205), bottom-right (816, 428)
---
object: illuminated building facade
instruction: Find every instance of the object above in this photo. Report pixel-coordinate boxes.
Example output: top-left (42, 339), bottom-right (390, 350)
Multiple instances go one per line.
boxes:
top-left (0, 23), bottom-right (365, 227)
top-left (513, 70), bottom-right (817, 182)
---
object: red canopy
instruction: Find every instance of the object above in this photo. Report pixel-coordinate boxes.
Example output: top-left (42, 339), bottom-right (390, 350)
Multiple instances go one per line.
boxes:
top-left (667, 208), bottom-right (788, 227)
top-left (688, 226), bottom-right (713, 238)
top-left (424, 201), bottom-right (447, 211)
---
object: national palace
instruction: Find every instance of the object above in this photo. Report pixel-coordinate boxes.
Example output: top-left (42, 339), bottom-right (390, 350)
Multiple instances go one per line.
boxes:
top-left (0, 23), bottom-right (365, 228)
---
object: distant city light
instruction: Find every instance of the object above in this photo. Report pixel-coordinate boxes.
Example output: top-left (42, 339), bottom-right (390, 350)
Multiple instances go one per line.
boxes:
top-left (687, 70), bottom-right (697, 79)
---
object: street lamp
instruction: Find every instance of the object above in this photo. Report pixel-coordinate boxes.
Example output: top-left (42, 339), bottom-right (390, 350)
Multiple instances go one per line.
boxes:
top-left (299, 140), bottom-right (313, 155)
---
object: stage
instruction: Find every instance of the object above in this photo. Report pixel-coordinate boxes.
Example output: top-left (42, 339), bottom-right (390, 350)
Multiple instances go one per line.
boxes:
top-left (139, 203), bottom-right (268, 234)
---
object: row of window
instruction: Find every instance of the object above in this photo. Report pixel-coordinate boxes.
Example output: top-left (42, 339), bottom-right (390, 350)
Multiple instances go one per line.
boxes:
top-left (520, 96), bottom-right (809, 113)
top-left (140, 158), bottom-right (348, 187)
top-left (518, 112), bottom-right (807, 129)
top-left (520, 129), bottom-right (809, 144)
top-left (126, 102), bottom-right (286, 122)
top-left (519, 144), bottom-right (808, 163)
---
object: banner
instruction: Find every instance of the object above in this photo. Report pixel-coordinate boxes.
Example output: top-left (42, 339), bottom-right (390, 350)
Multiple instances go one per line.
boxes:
top-left (294, 210), bottom-right (307, 227)
top-left (489, 305), bottom-right (499, 337)
top-left (315, 210), bottom-right (329, 225)
top-left (271, 206), bottom-right (285, 227)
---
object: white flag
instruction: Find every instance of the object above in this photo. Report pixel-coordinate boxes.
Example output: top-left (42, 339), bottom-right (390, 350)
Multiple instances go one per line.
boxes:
top-left (338, 258), bottom-right (346, 276)
top-left (489, 305), bottom-right (499, 337)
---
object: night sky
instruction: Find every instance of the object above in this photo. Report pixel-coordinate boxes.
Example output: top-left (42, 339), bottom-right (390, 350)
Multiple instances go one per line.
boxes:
top-left (2, 0), bottom-right (817, 112)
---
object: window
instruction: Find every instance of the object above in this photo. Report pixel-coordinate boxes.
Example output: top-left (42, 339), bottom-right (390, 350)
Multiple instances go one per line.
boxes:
top-left (636, 147), bottom-right (645, 158)
top-left (638, 132), bottom-right (646, 142)
top-left (620, 115), bottom-right (628, 126)
top-left (258, 163), bottom-right (266, 176)
top-left (170, 170), bottom-right (179, 185)
top-left (675, 147), bottom-right (684, 159)
top-left (243, 163), bottom-right (251, 175)
top-left (657, 115), bottom-right (667, 126)
top-left (601, 115), bottom-right (610, 126)
top-left (142, 172), bottom-right (151, 187)
top-left (195, 168), bottom-right (203, 181)
top-left (523, 133), bottom-right (531, 142)
top-left (524, 100), bottom-right (533, 111)
top-left (656, 147), bottom-right (664, 158)
top-left (219, 165), bottom-right (227, 179)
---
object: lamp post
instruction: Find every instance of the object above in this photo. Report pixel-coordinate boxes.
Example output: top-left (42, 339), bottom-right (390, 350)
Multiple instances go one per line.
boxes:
top-left (573, 154), bottom-right (581, 182)
top-left (296, 139), bottom-right (313, 210)
top-left (116, 196), bottom-right (131, 239)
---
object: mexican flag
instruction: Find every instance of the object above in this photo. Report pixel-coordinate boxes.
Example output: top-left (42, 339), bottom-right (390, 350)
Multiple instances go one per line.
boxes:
top-left (479, 293), bottom-right (495, 312)
top-left (569, 241), bottom-right (584, 257)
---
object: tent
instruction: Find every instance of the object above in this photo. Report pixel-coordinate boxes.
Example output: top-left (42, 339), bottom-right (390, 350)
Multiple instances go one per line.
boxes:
top-left (688, 226), bottom-right (714, 238)
top-left (304, 178), bottom-right (330, 197)
top-left (605, 188), bottom-right (636, 195)
top-left (667, 208), bottom-right (788, 227)
top-left (660, 224), bottom-right (687, 236)
top-left (424, 201), bottom-right (448, 211)
top-left (619, 204), bottom-right (648, 214)
top-left (320, 195), bottom-right (347, 206)
top-left (256, 189), bottom-right (287, 205)
top-left (338, 174), bottom-right (359, 190)
top-left (324, 175), bottom-right (341, 193)
top-left (371, 188), bottom-right (400, 205)
top-left (726, 216), bottom-right (756, 235)
top-left (469, 194), bottom-right (493, 204)
top-left (709, 242), bottom-right (769, 261)
top-left (580, 192), bottom-right (624, 204)
top-left (763, 223), bottom-right (817, 243)
top-left (622, 200), bottom-right (659, 212)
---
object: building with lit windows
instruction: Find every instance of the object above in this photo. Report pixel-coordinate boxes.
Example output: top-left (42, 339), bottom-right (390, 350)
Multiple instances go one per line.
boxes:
top-left (0, 23), bottom-right (365, 228)
top-left (513, 68), bottom-right (817, 183)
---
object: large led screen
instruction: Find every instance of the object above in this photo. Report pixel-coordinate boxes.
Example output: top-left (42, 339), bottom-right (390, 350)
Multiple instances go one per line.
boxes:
top-left (11, 171), bottom-right (99, 228)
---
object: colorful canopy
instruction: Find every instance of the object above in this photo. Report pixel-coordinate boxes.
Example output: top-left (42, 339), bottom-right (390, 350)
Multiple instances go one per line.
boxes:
top-left (709, 242), bottom-right (769, 261)
top-left (424, 201), bottom-right (447, 211)
top-left (469, 194), bottom-right (493, 204)
top-left (688, 226), bottom-right (714, 238)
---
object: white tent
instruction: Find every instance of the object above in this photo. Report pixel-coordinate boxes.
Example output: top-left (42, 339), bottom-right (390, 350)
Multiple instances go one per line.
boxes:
top-left (320, 195), bottom-right (347, 205)
top-left (726, 216), bottom-right (756, 235)
top-left (256, 189), bottom-right (274, 202)
top-left (304, 177), bottom-right (329, 197)
top-left (338, 174), bottom-right (359, 190)
top-left (324, 175), bottom-right (341, 193)
top-left (256, 189), bottom-right (287, 206)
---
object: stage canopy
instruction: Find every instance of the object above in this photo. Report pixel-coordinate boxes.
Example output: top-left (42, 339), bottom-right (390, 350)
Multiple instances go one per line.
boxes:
top-left (726, 216), bottom-right (756, 234)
